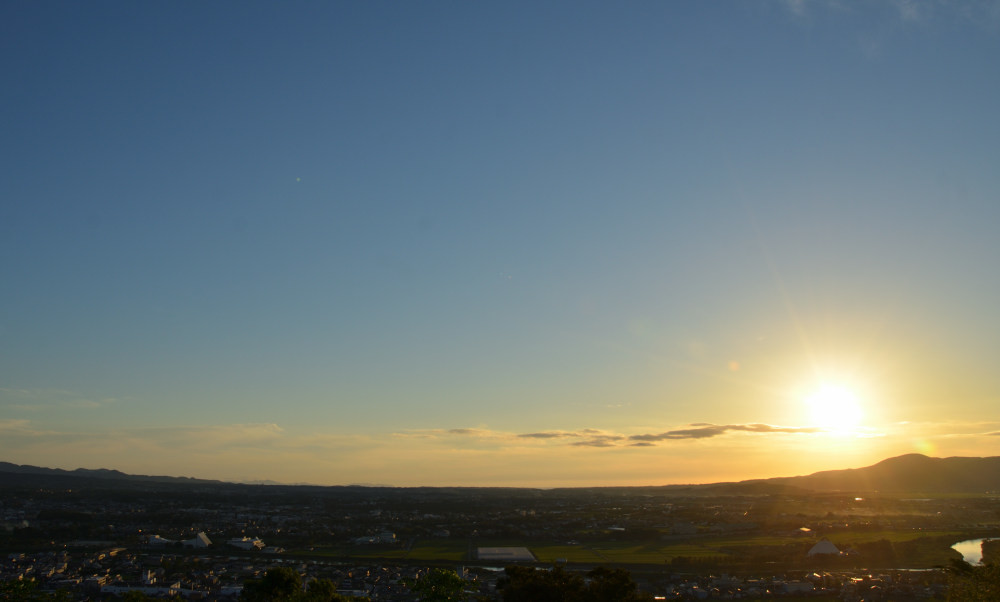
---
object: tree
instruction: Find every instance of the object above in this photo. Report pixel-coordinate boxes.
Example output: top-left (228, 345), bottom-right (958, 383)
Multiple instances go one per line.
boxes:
top-left (947, 560), bottom-right (1000, 601)
top-left (499, 566), bottom-right (584, 602)
top-left (304, 578), bottom-right (339, 601)
top-left (0, 580), bottom-right (72, 602)
top-left (406, 568), bottom-right (474, 601)
top-left (240, 571), bottom-right (364, 602)
top-left (304, 578), bottom-right (365, 602)
top-left (581, 566), bottom-right (651, 602)
top-left (241, 567), bottom-right (303, 602)
top-left (499, 565), bottom-right (651, 602)
top-left (0, 580), bottom-right (42, 602)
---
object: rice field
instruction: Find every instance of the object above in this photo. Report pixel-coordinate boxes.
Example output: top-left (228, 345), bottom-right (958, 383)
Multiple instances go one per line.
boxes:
top-left (284, 529), bottom-right (971, 568)
top-left (403, 540), bottom-right (469, 561)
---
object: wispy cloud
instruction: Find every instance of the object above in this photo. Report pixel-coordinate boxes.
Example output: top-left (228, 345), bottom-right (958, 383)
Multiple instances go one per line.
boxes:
top-left (630, 423), bottom-right (822, 442)
top-left (781, 0), bottom-right (1000, 27)
top-left (396, 423), bottom-right (829, 449)
top-left (129, 423), bottom-right (286, 449)
top-left (0, 418), bottom-right (60, 436)
top-left (518, 431), bottom-right (581, 439)
top-left (447, 428), bottom-right (492, 437)
top-left (0, 422), bottom-right (287, 451)
top-left (0, 387), bottom-right (123, 411)
top-left (783, 0), bottom-right (808, 17)
top-left (892, 421), bottom-right (1000, 438)
top-left (4, 418), bottom-right (999, 486)
top-left (571, 435), bottom-right (626, 448)
top-left (886, 0), bottom-right (999, 23)
top-left (0, 418), bottom-right (32, 432)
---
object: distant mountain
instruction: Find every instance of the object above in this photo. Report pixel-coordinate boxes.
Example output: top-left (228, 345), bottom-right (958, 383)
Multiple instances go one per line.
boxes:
top-left (0, 461), bottom-right (224, 485)
top-left (750, 453), bottom-right (1000, 494)
top-left (2, 454), bottom-right (999, 494)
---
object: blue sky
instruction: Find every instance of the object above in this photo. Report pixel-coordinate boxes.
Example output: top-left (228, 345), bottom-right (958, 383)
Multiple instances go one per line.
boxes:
top-left (2, 1), bottom-right (1000, 486)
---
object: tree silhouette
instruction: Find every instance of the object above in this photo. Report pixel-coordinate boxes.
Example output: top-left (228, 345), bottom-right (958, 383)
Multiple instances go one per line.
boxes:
top-left (581, 566), bottom-right (651, 602)
top-left (947, 560), bottom-right (1000, 601)
top-left (406, 568), bottom-right (474, 601)
top-left (240, 569), bottom-right (363, 602)
top-left (499, 565), bottom-right (584, 602)
top-left (498, 565), bottom-right (651, 602)
top-left (241, 567), bottom-right (302, 602)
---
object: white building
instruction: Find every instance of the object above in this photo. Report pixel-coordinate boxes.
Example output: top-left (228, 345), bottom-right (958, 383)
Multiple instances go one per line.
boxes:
top-left (807, 538), bottom-right (841, 556)
top-left (227, 536), bottom-right (264, 550)
top-left (183, 532), bottom-right (212, 548)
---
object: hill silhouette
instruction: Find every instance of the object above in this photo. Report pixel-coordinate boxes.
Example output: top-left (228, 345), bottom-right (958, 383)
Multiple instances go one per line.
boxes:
top-left (2, 453), bottom-right (999, 494)
top-left (758, 453), bottom-right (1000, 493)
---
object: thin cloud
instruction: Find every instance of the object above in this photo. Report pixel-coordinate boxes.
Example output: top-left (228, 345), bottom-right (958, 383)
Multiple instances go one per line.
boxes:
top-left (0, 418), bottom-right (32, 432)
top-left (782, 0), bottom-right (1000, 28)
top-left (393, 428), bottom-right (508, 441)
top-left (889, 421), bottom-right (1000, 438)
top-left (630, 423), bottom-right (822, 442)
top-left (571, 438), bottom-right (619, 448)
top-left (569, 434), bottom-right (626, 448)
top-left (0, 418), bottom-right (60, 437)
top-left (65, 397), bottom-right (120, 409)
top-left (447, 428), bottom-right (494, 437)
top-left (518, 431), bottom-right (582, 439)
top-left (398, 427), bottom-right (632, 447)
top-left (783, 0), bottom-right (807, 17)
top-left (0, 387), bottom-right (123, 410)
top-left (400, 424), bottom-right (826, 449)
top-left (390, 430), bottom-right (439, 439)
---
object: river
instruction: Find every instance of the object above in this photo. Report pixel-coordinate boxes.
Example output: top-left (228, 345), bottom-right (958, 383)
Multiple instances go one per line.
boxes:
top-left (952, 538), bottom-right (992, 565)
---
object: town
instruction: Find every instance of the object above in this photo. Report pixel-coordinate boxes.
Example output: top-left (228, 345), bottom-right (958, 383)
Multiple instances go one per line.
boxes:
top-left (1, 466), bottom-right (997, 600)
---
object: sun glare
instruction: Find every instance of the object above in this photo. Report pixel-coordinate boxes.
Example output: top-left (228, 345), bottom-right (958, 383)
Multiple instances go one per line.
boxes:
top-left (805, 384), bottom-right (863, 431)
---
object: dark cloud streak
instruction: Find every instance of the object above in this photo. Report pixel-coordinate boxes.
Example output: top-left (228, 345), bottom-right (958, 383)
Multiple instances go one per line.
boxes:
top-left (518, 432), bottom-right (579, 439)
top-left (630, 423), bottom-right (821, 442)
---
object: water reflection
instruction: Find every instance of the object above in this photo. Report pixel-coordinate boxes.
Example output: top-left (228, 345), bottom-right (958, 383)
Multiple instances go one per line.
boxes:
top-left (952, 539), bottom-right (986, 565)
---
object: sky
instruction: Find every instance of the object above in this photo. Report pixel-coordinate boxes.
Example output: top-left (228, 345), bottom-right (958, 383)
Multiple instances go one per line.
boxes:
top-left (2, 0), bottom-right (999, 487)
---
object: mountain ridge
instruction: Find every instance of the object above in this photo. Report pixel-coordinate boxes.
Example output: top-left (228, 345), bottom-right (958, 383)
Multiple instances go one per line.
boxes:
top-left (0, 461), bottom-right (224, 485)
top-left (753, 453), bottom-right (1000, 493)
top-left (2, 454), bottom-right (999, 493)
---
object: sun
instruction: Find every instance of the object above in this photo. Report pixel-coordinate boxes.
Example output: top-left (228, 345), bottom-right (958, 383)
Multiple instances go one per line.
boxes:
top-left (805, 384), bottom-right (863, 431)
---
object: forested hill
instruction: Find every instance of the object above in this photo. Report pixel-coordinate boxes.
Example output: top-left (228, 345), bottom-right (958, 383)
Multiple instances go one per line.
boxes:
top-left (752, 454), bottom-right (1000, 494)
top-left (0, 462), bottom-right (224, 487)
top-left (3, 454), bottom-right (1000, 495)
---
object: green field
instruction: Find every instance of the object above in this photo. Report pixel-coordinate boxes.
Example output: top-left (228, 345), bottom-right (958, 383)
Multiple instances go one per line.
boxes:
top-left (587, 541), bottom-right (730, 564)
top-left (822, 529), bottom-right (964, 544)
top-left (705, 535), bottom-right (811, 547)
top-left (285, 529), bottom-right (971, 568)
top-left (404, 540), bottom-right (469, 561)
top-left (475, 540), bottom-right (726, 565)
top-left (528, 545), bottom-right (604, 563)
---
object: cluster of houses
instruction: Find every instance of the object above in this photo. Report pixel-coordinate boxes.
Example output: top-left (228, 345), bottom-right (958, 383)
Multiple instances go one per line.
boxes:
top-left (352, 531), bottom-right (397, 545)
top-left (654, 571), bottom-right (949, 600)
top-left (1, 548), bottom-right (491, 600)
top-left (144, 533), bottom-right (281, 553)
top-left (2, 543), bottom-right (955, 601)
top-left (146, 532), bottom-right (212, 548)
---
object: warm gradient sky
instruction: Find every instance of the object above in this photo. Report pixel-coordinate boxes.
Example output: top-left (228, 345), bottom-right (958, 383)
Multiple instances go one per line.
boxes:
top-left (2, 1), bottom-right (999, 487)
